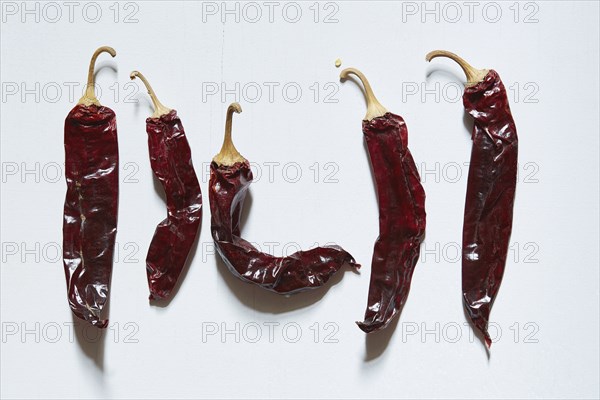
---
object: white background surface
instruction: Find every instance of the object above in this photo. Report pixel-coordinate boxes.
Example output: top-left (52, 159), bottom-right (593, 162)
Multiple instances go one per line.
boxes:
top-left (1, 1), bottom-right (599, 399)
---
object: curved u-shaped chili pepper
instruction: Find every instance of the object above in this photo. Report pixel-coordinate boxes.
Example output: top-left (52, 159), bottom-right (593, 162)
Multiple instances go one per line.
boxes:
top-left (209, 103), bottom-right (359, 294)
top-left (427, 50), bottom-right (518, 348)
top-left (130, 71), bottom-right (202, 301)
top-left (63, 46), bottom-right (118, 328)
top-left (340, 68), bottom-right (426, 333)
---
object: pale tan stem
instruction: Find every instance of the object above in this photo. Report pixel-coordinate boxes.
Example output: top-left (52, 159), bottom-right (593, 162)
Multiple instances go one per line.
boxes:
top-left (130, 71), bottom-right (172, 118)
top-left (77, 46), bottom-right (116, 106)
top-left (425, 50), bottom-right (488, 87)
top-left (213, 103), bottom-right (245, 166)
top-left (339, 67), bottom-right (388, 121)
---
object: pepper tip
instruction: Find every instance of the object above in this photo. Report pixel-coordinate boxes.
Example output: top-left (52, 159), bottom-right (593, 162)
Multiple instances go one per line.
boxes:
top-left (91, 317), bottom-right (109, 329)
top-left (356, 320), bottom-right (375, 333)
top-left (485, 335), bottom-right (492, 349)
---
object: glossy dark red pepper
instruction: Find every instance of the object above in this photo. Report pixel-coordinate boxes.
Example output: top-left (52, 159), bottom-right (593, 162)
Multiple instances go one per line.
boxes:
top-left (462, 70), bottom-right (518, 348)
top-left (427, 51), bottom-right (518, 348)
top-left (340, 68), bottom-right (426, 333)
top-left (209, 103), bottom-right (359, 294)
top-left (62, 47), bottom-right (118, 328)
top-left (131, 71), bottom-right (202, 301)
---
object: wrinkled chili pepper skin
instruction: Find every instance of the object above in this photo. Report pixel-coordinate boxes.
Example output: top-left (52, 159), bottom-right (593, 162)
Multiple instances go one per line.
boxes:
top-left (357, 113), bottom-right (426, 333)
top-left (145, 110), bottom-right (202, 300)
top-left (462, 70), bottom-right (518, 347)
top-left (63, 104), bottom-right (119, 328)
top-left (210, 161), bottom-right (359, 294)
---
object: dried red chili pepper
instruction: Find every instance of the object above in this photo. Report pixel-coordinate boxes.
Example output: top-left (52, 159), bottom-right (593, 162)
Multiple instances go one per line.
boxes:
top-left (63, 46), bottom-right (118, 328)
top-left (426, 50), bottom-right (518, 348)
top-left (130, 71), bottom-right (202, 301)
top-left (209, 103), bottom-right (359, 294)
top-left (340, 68), bottom-right (426, 333)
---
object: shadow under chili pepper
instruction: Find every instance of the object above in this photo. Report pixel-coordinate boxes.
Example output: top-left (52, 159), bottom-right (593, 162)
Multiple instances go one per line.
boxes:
top-left (364, 314), bottom-right (400, 361)
top-left (425, 68), bottom-right (475, 139)
top-left (134, 90), bottom-right (155, 118)
top-left (214, 252), bottom-right (354, 313)
top-left (343, 75), bottom-right (369, 110)
top-left (425, 68), bottom-right (462, 83)
top-left (95, 63), bottom-right (118, 93)
top-left (73, 313), bottom-right (106, 371)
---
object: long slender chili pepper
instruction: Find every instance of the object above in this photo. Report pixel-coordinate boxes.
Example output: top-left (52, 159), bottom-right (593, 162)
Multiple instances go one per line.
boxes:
top-left (130, 71), bottom-right (202, 301)
top-left (63, 46), bottom-right (118, 328)
top-left (209, 103), bottom-right (359, 294)
top-left (340, 68), bottom-right (426, 333)
top-left (426, 50), bottom-right (518, 348)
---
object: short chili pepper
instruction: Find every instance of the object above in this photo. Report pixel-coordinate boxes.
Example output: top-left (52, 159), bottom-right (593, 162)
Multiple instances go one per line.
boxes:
top-left (209, 103), bottom-right (359, 294)
top-left (63, 46), bottom-right (118, 328)
top-left (130, 71), bottom-right (202, 301)
top-left (426, 50), bottom-right (518, 348)
top-left (340, 68), bottom-right (426, 333)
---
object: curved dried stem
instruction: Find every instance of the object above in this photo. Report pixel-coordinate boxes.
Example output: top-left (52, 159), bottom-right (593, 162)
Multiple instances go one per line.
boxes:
top-left (130, 71), bottom-right (172, 118)
top-left (425, 50), bottom-right (488, 87)
top-left (340, 67), bottom-right (388, 121)
top-left (78, 46), bottom-right (116, 106)
top-left (213, 102), bottom-right (245, 166)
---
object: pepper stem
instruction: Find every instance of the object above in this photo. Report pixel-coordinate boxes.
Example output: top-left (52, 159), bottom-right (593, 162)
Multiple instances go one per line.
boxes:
top-left (77, 46), bottom-right (116, 106)
top-left (213, 102), bottom-right (245, 166)
top-left (425, 50), bottom-right (489, 87)
top-left (339, 67), bottom-right (388, 121)
top-left (130, 71), bottom-right (172, 118)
